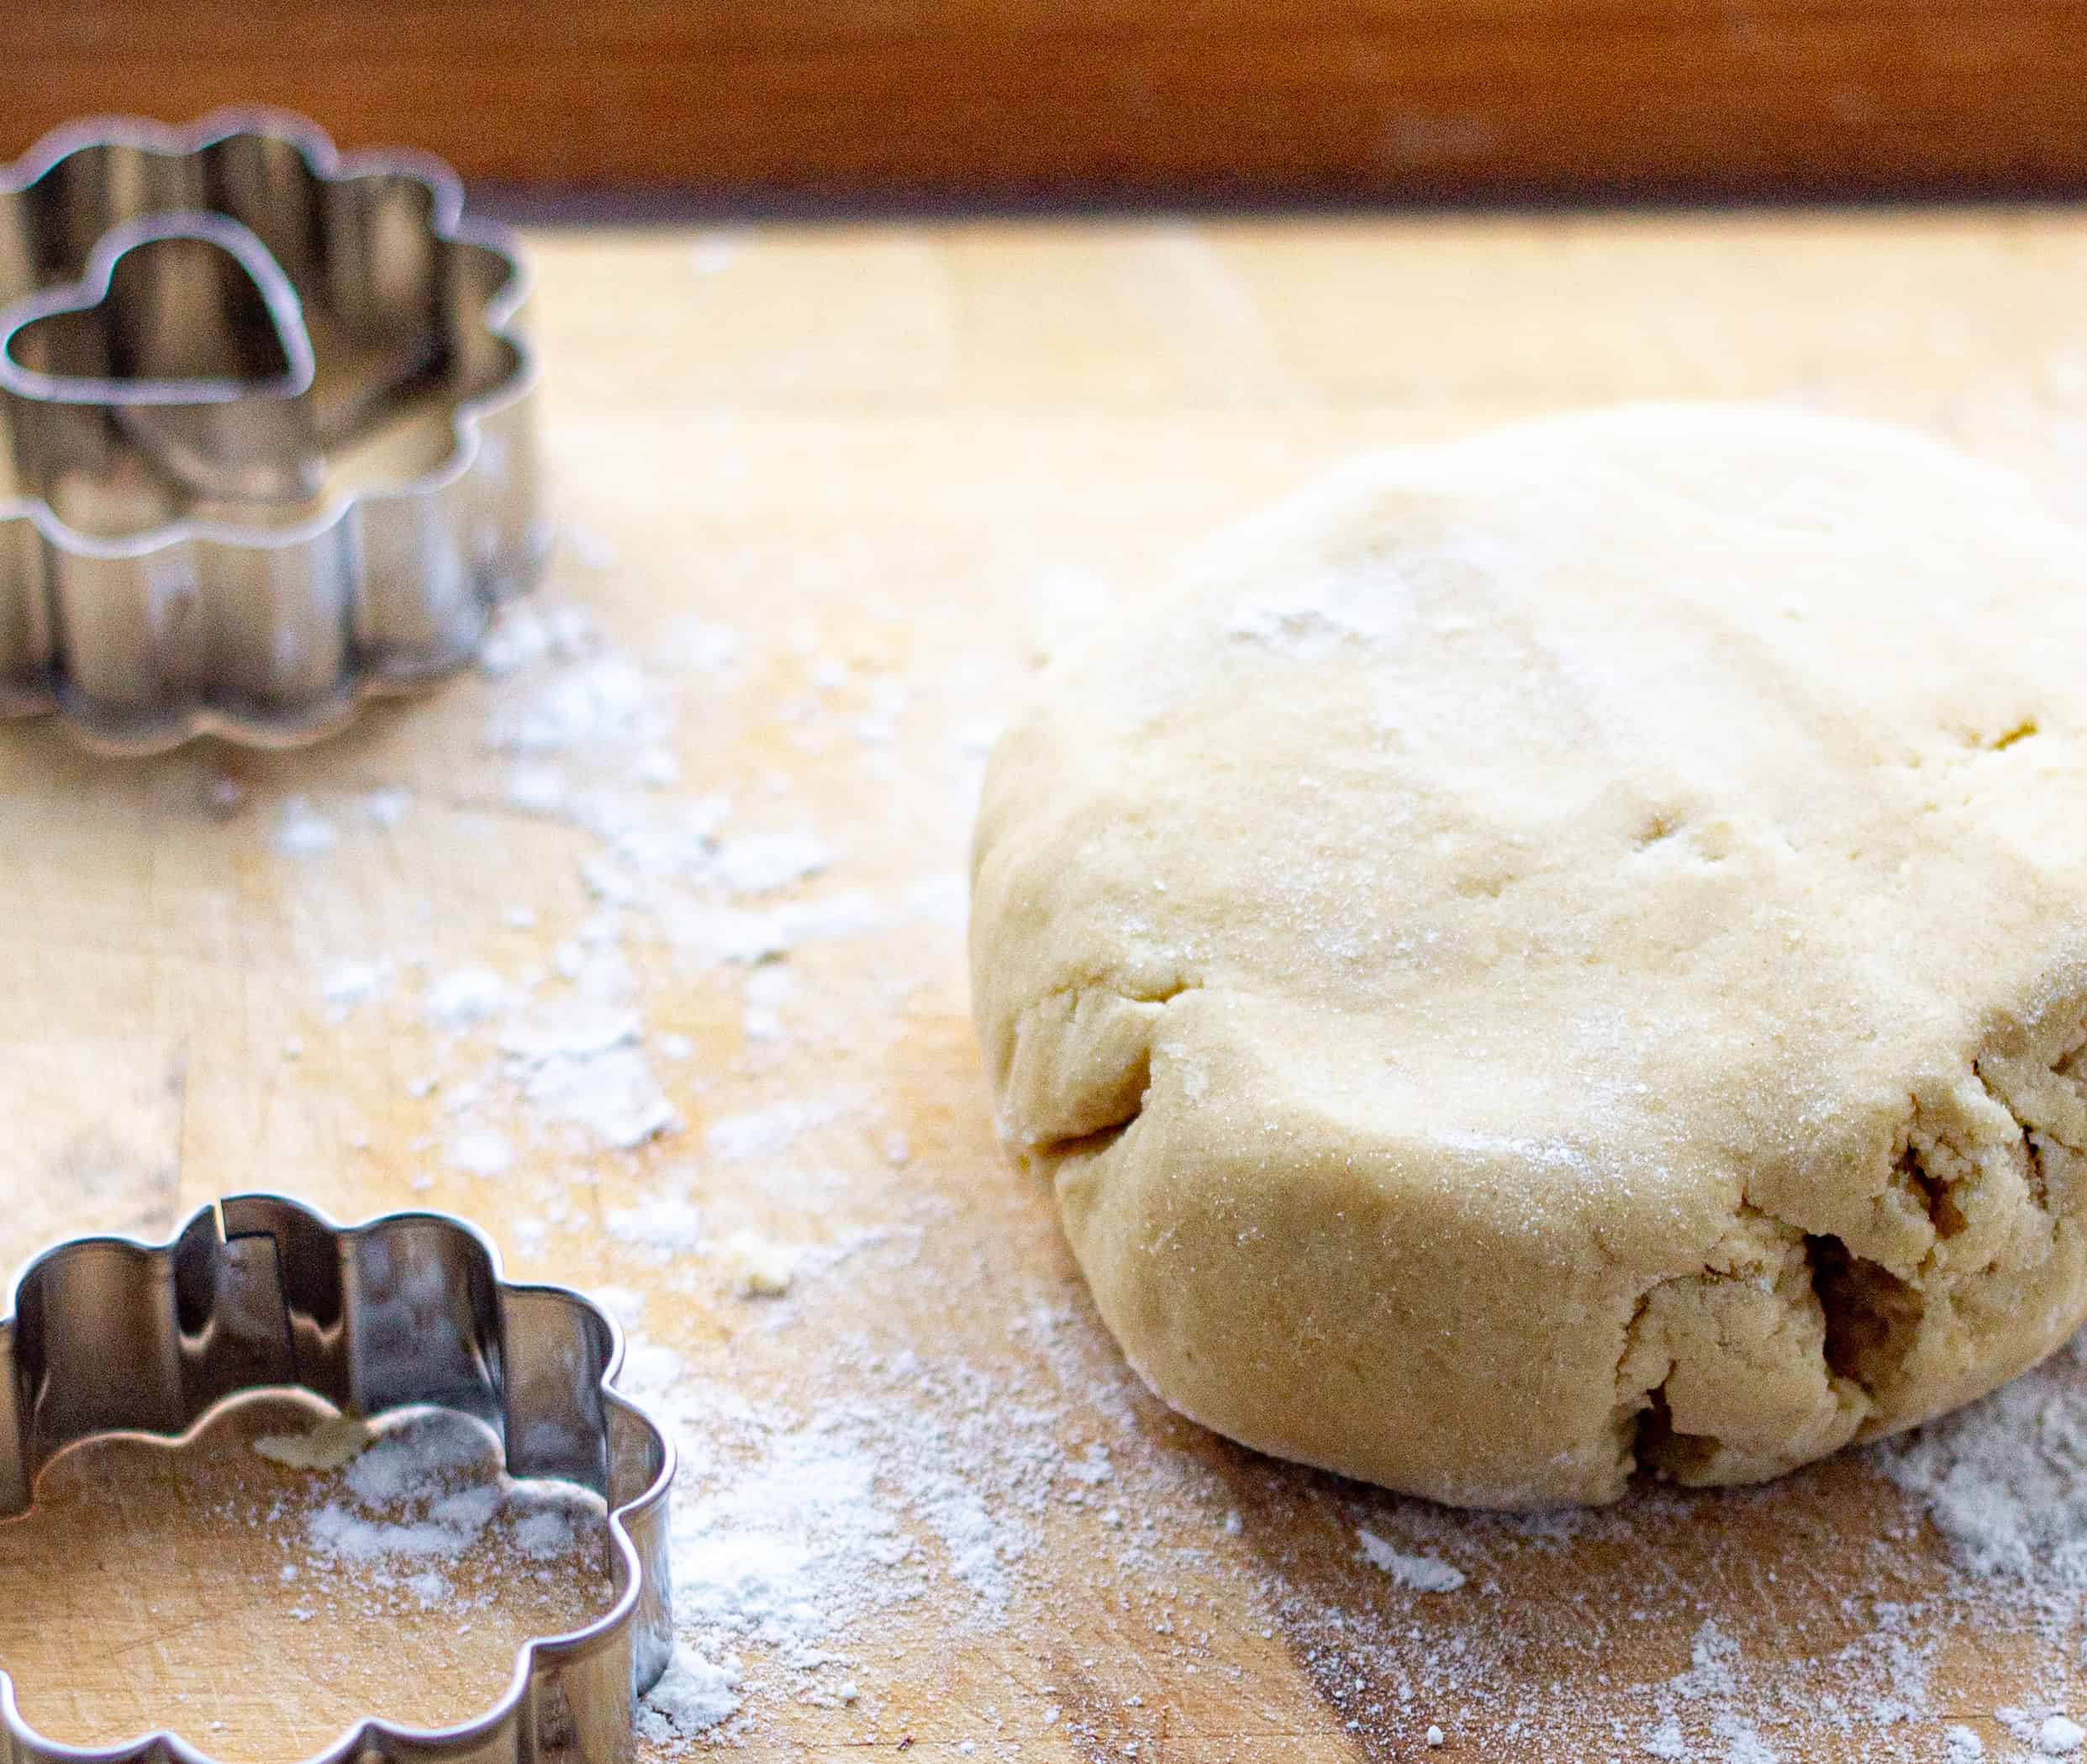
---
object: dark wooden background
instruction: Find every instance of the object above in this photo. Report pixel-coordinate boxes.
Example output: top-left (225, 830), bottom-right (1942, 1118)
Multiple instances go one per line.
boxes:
top-left (7, 1), bottom-right (2087, 202)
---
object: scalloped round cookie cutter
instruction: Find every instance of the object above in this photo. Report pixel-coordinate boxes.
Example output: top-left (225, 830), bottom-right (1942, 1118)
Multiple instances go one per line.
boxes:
top-left (0, 1193), bottom-right (676, 1764)
top-left (0, 110), bottom-right (546, 754)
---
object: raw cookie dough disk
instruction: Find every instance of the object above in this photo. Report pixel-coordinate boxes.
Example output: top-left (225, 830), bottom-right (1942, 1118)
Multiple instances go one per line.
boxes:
top-left (969, 403), bottom-right (2087, 1509)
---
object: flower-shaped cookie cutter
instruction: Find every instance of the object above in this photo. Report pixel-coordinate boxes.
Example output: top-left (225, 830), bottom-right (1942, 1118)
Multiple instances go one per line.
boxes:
top-left (0, 111), bottom-right (545, 753)
top-left (0, 1193), bottom-right (675, 1764)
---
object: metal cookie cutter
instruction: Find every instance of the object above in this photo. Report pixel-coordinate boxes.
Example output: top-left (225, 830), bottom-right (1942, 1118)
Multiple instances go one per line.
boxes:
top-left (0, 111), bottom-right (545, 753)
top-left (0, 1193), bottom-right (675, 1764)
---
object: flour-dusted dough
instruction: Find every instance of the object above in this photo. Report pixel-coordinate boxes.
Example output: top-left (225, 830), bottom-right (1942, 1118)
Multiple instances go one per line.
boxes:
top-left (969, 404), bottom-right (2087, 1509)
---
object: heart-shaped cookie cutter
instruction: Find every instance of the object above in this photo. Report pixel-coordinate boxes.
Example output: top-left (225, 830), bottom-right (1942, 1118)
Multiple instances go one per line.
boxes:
top-left (0, 111), bottom-right (545, 753)
top-left (0, 211), bottom-right (324, 504)
top-left (0, 1193), bottom-right (676, 1764)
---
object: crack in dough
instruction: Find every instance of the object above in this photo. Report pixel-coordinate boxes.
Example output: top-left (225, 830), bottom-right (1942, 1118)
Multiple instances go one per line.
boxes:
top-left (999, 981), bottom-right (1199, 1149)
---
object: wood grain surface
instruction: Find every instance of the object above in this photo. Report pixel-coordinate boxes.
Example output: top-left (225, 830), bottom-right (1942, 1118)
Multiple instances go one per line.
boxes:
top-left (1, 208), bottom-right (2086, 1761)
top-left (6, 3), bottom-right (2087, 200)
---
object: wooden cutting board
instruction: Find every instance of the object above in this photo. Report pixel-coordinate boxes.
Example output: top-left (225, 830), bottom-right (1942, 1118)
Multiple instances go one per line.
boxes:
top-left (3, 208), bottom-right (2087, 1763)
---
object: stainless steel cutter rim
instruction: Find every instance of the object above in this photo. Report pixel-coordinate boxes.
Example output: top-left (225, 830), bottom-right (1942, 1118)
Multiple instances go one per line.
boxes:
top-left (0, 105), bottom-right (535, 563)
top-left (0, 1191), bottom-right (677, 1764)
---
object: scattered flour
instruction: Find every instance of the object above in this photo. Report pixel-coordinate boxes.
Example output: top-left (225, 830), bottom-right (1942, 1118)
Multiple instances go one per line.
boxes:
top-left (567, 524), bottom-right (620, 571)
top-left (635, 745), bottom-right (681, 787)
top-left (660, 615), bottom-right (740, 675)
top-left (484, 653), bottom-right (661, 754)
top-left (705, 1095), bottom-right (850, 1161)
top-left (445, 1128), bottom-right (514, 1177)
top-left (903, 871), bottom-right (969, 927)
top-left (704, 834), bottom-right (833, 896)
top-left (639, 1644), bottom-right (744, 1743)
top-left (274, 796), bottom-right (338, 856)
top-left (951, 715), bottom-right (1004, 756)
top-left (1875, 1332), bottom-right (2087, 1591)
top-left (1644, 1714), bottom-right (1688, 1758)
top-left (507, 765), bottom-right (567, 815)
top-left (608, 1194), bottom-right (706, 1256)
top-left (261, 1411), bottom-right (603, 1602)
top-left (521, 1045), bottom-right (675, 1148)
top-left (495, 995), bottom-right (675, 1150)
top-left (424, 968), bottom-right (509, 1031)
top-left (2042, 1715), bottom-right (2087, 1756)
top-left (667, 1400), bottom-right (911, 1666)
top-left (614, 1335), bottom-right (1055, 1694)
top-left (658, 903), bottom-right (792, 966)
top-left (1716, 1719), bottom-right (1778, 1764)
top-left (321, 959), bottom-right (390, 1016)
top-left (364, 787), bottom-right (413, 826)
top-left (1357, 1530), bottom-right (1466, 1593)
top-left (497, 998), bottom-right (643, 1063)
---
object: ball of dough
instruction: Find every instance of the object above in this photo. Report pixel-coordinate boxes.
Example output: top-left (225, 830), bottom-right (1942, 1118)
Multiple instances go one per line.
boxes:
top-left (969, 403), bottom-right (2087, 1509)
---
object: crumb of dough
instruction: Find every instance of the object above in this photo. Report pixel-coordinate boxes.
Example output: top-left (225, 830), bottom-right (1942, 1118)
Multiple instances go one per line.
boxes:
top-left (252, 1414), bottom-right (377, 1472)
top-left (719, 1230), bottom-right (800, 1298)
